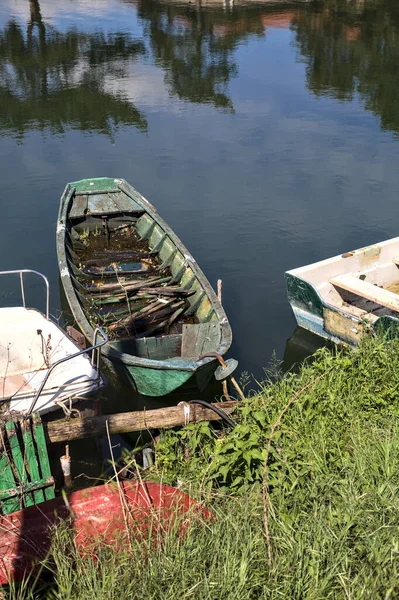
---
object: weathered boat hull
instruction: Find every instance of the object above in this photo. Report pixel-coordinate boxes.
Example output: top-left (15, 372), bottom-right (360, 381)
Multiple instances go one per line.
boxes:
top-left (0, 270), bottom-right (106, 416)
top-left (101, 354), bottom-right (216, 396)
top-left (57, 178), bottom-right (232, 397)
top-left (286, 237), bottom-right (399, 345)
top-left (0, 481), bottom-right (207, 586)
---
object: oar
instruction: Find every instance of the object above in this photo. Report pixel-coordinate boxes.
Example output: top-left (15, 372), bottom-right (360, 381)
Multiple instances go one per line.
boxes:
top-left (109, 298), bottom-right (176, 331)
top-left (135, 301), bottom-right (186, 337)
top-left (83, 256), bottom-right (153, 268)
top-left (164, 304), bottom-right (187, 334)
top-left (111, 300), bottom-right (183, 336)
top-left (84, 276), bottom-right (172, 295)
top-left (137, 287), bottom-right (196, 298)
top-left (81, 266), bottom-right (153, 277)
top-left (93, 250), bottom-right (156, 259)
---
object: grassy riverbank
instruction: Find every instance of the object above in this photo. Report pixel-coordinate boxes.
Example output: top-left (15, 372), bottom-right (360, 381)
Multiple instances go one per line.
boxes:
top-left (12, 337), bottom-right (399, 599)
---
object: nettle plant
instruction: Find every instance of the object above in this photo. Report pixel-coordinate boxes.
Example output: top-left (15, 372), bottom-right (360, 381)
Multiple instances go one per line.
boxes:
top-left (154, 394), bottom-right (288, 492)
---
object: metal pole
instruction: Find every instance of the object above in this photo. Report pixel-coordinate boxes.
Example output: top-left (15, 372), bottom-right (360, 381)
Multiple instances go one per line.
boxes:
top-left (19, 272), bottom-right (26, 308)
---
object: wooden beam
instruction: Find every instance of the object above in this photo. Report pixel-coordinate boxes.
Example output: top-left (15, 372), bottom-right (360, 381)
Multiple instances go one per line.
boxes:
top-left (330, 274), bottom-right (399, 312)
top-left (44, 401), bottom-right (239, 444)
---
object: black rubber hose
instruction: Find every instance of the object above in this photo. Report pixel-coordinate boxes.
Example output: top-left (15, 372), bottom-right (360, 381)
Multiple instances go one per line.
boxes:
top-left (187, 399), bottom-right (236, 428)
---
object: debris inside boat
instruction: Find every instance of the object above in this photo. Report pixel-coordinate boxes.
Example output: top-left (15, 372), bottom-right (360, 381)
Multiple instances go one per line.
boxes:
top-left (71, 221), bottom-right (196, 340)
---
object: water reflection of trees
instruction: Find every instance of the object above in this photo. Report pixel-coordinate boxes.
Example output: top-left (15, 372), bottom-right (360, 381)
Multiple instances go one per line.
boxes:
top-left (0, 0), bottom-right (147, 138)
top-left (131, 0), bottom-right (267, 111)
top-left (7, 0), bottom-right (398, 137)
top-left (292, 0), bottom-right (399, 134)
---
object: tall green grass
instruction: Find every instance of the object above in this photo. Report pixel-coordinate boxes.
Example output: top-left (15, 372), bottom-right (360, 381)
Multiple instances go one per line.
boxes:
top-left (9, 337), bottom-right (399, 599)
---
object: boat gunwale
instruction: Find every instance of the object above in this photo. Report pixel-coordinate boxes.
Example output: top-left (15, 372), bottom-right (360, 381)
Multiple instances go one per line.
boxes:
top-left (285, 235), bottom-right (399, 277)
top-left (57, 179), bottom-right (232, 372)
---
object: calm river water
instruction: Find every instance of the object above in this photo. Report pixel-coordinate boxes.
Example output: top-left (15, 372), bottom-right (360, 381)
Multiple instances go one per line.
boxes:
top-left (1, 0), bottom-right (399, 385)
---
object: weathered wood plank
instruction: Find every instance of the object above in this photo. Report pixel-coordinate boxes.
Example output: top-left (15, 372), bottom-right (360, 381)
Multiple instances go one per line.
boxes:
top-left (82, 191), bottom-right (143, 217)
top-left (186, 289), bottom-right (204, 316)
top-left (135, 334), bottom-right (181, 360)
top-left (69, 195), bottom-right (88, 219)
top-left (44, 401), bottom-right (238, 444)
top-left (182, 323), bottom-right (218, 357)
top-left (193, 323), bottom-right (213, 357)
top-left (324, 307), bottom-right (366, 345)
top-left (181, 324), bottom-right (200, 358)
top-left (138, 218), bottom-right (156, 241)
top-left (112, 191), bottom-right (143, 213)
top-left (32, 415), bottom-right (55, 501)
top-left (201, 322), bottom-right (220, 354)
top-left (155, 335), bottom-right (181, 359)
top-left (330, 274), bottom-right (399, 312)
top-left (87, 194), bottom-right (114, 215)
top-left (197, 296), bottom-right (213, 322)
top-left (5, 421), bottom-right (34, 507)
top-left (21, 420), bottom-right (44, 505)
top-left (140, 337), bottom-right (149, 359)
top-left (142, 336), bottom-right (156, 358)
top-left (0, 440), bottom-right (19, 514)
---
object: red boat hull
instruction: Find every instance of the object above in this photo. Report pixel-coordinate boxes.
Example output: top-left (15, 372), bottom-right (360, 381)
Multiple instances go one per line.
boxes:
top-left (0, 481), bottom-right (202, 586)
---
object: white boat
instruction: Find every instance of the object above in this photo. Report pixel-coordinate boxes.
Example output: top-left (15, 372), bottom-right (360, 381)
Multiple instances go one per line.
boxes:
top-left (285, 237), bottom-right (399, 345)
top-left (0, 270), bottom-right (107, 416)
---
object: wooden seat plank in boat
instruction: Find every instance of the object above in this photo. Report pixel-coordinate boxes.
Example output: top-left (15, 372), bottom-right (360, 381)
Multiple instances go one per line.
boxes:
top-left (112, 191), bottom-right (143, 213)
top-left (87, 194), bottom-right (117, 215)
top-left (69, 194), bottom-right (88, 219)
top-left (330, 274), bottom-right (399, 312)
top-left (86, 193), bottom-right (143, 216)
top-left (69, 193), bottom-right (144, 219)
top-left (181, 322), bottom-right (220, 358)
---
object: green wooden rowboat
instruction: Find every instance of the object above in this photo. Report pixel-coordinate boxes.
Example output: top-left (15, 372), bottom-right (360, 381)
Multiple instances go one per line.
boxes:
top-left (57, 177), bottom-right (232, 397)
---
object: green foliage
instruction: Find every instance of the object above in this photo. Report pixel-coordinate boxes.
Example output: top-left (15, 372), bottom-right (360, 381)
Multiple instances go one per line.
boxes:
top-left (13, 431), bottom-right (399, 599)
top-left (151, 336), bottom-right (399, 494)
top-left (154, 421), bottom-right (217, 486)
top-left (79, 229), bottom-right (90, 247)
top-left (11, 336), bottom-right (399, 599)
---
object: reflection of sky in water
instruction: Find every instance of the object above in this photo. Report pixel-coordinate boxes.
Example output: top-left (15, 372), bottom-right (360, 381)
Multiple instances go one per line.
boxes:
top-left (0, 0), bottom-right (142, 35)
top-left (1, 0), bottom-right (399, 379)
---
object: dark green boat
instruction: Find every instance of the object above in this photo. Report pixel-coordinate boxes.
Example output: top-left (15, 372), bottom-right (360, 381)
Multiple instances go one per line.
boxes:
top-left (57, 177), bottom-right (232, 397)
